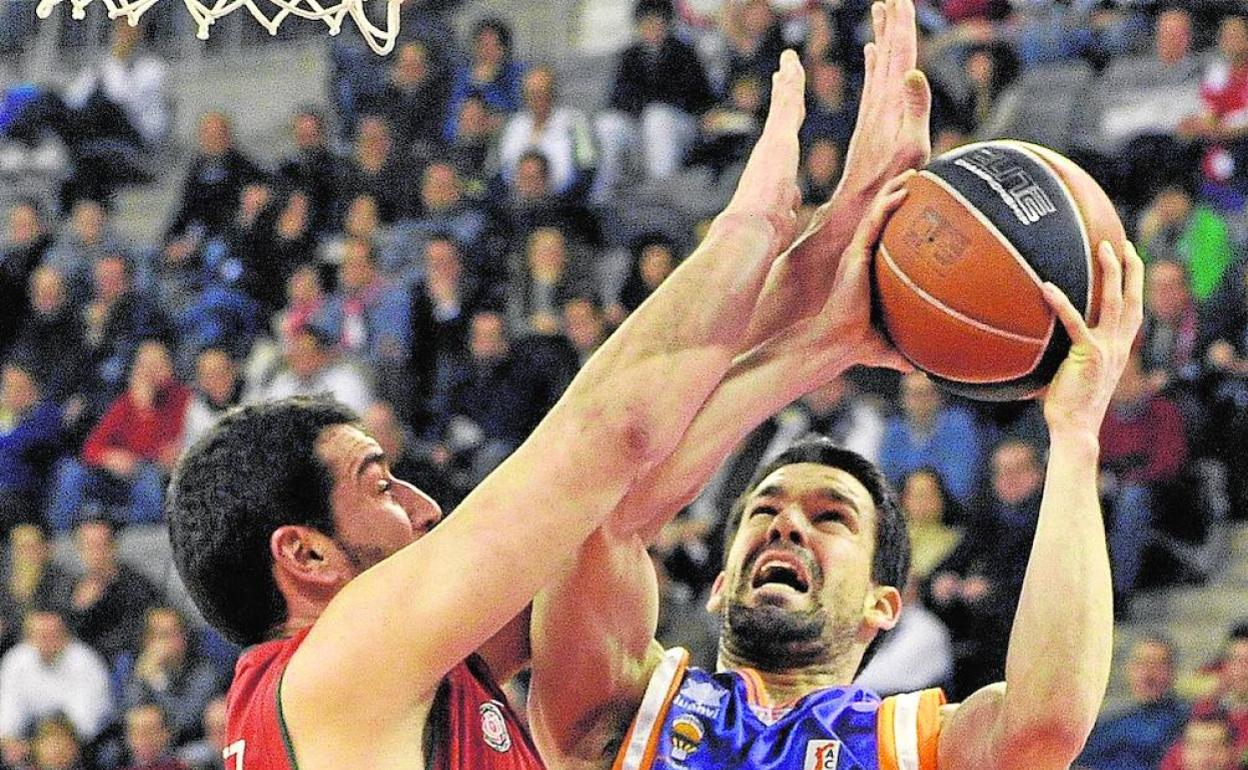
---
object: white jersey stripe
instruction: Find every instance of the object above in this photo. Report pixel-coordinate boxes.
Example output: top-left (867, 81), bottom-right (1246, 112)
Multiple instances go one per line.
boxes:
top-left (893, 691), bottom-right (922, 770)
top-left (619, 648), bottom-right (686, 770)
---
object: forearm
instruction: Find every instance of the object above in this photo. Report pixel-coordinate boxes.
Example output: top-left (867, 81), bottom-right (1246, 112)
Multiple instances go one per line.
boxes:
top-left (1001, 429), bottom-right (1112, 759)
top-left (562, 211), bottom-right (786, 466)
top-left (611, 317), bottom-right (852, 540)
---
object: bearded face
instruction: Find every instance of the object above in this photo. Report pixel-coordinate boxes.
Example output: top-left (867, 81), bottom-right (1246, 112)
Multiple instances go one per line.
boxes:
top-left (709, 463), bottom-right (898, 675)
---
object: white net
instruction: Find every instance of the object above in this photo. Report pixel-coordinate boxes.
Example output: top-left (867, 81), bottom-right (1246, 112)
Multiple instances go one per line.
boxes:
top-left (35, 0), bottom-right (402, 54)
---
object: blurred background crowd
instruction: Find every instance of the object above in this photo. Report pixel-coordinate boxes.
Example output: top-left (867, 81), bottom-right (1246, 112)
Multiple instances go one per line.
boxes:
top-left (0, 0), bottom-right (1247, 768)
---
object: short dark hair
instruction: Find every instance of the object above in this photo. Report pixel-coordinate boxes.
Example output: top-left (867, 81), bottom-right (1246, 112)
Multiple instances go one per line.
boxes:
top-left (473, 17), bottom-right (513, 55)
top-left (166, 396), bottom-right (359, 645)
top-left (724, 437), bottom-right (910, 672)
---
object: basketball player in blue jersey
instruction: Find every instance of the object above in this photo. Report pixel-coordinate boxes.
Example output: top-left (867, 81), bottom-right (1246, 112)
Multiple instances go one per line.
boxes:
top-left (526, 2), bottom-right (1145, 770)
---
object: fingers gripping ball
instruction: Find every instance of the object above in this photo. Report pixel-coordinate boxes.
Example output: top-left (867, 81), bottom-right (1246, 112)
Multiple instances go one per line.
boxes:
top-left (871, 140), bottom-right (1126, 401)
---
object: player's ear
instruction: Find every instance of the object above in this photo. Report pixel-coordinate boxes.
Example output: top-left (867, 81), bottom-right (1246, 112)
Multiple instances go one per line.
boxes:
top-left (862, 584), bottom-right (901, 634)
top-left (270, 525), bottom-right (341, 585)
top-left (705, 572), bottom-right (727, 614)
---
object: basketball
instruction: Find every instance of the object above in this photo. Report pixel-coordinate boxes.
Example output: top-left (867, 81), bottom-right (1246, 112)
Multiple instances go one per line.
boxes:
top-left (872, 140), bottom-right (1127, 402)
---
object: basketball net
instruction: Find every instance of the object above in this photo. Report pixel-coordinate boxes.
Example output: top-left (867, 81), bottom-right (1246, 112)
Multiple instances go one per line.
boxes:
top-left (35, 0), bottom-right (401, 54)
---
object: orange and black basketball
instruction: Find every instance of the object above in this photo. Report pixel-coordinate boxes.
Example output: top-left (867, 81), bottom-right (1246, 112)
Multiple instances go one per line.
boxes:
top-left (872, 140), bottom-right (1127, 402)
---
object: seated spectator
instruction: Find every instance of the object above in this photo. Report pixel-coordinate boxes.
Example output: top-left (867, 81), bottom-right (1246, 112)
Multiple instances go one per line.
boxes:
top-left (1202, 264), bottom-right (1248, 511)
top-left (0, 608), bottom-right (112, 766)
top-left (505, 227), bottom-right (597, 337)
top-left (11, 267), bottom-right (86, 402)
top-left (1137, 185), bottom-right (1237, 308)
top-left (1140, 260), bottom-right (1205, 434)
top-left (337, 115), bottom-right (407, 225)
top-left (73, 256), bottom-right (170, 428)
top-left (175, 695), bottom-right (226, 770)
top-left (27, 714), bottom-right (86, 770)
top-left (163, 112), bottom-right (264, 255)
top-left (1079, 8), bottom-right (1202, 212)
top-left (0, 200), bottom-right (51, 355)
top-left (1100, 351), bottom-right (1188, 608)
top-left (800, 57), bottom-right (855, 147)
top-left (444, 17), bottom-right (526, 141)
top-left (427, 311), bottom-right (544, 487)
top-left (325, 238), bottom-right (412, 410)
top-left (721, 0), bottom-right (785, 87)
top-left (1179, 14), bottom-right (1248, 209)
top-left (275, 107), bottom-right (338, 236)
top-left (120, 704), bottom-right (188, 770)
top-left (49, 340), bottom-right (189, 530)
top-left (1185, 628), bottom-right (1248, 760)
top-left (1077, 634), bottom-right (1189, 770)
top-left (954, 41), bottom-right (1017, 135)
top-left (120, 607), bottom-right (222, 746)
top-left (321, 194), bottom-right (398, 275)
top-left (180, 348), bottom-right (243, 452)
top-left (611, 232), bottom-right (679, 322)
top-left (880, 372), bottom-right (983, 505)
top-left (687, 73), bottom-right (764, 176)
top-left (409, 235), bottom-right (480, 412)
top-left (927, 438), bottom-right (1044, 699)
top-left (0, 524), bottom-right (72, 654)
top-left (275, 265), bottom-right (328, 348)
top-left (258, 326), bottom-right (374, 416)
top-left (447, 93), bottom-right (499, 192)
top-left (498, 67), bottom-right (597, 198)
top-left (358, 41), bottom-right (448, 155)
top-left (1169, 711), bottom-right (1241, 770)
top-left (64, 518), bottom-right (160, 661)
top-left (405, 161), bottom-right (494, 270)
top-left (1, 22), bottom-right (166, 208)
top-left (900, 467), bottom-right (962, 583)
top-left (223, 186), bottom-right (314, 326)
top-left (497, 150), bottom-right (601, 250)
top-left (0, 364), bottom-right (60, 532)
top-left (561, 296), bottom-right (607, 368)
top-left (41, 198), bottom-right (129, 302)
top-left (594, 0), bottom-right (714, 204)
top-left (798, 135), bottom-right (844, 206)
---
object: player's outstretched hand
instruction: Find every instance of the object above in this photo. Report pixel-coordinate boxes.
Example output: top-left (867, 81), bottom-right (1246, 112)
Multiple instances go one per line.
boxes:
top-left (803, 171), bottom-right (915, 375)
top-left (807, 0), bottom-right (930, 233)
top-left (1040, 241), bottom-right (1145, 434)
top-left (707, 49), bottom-right (806, 263)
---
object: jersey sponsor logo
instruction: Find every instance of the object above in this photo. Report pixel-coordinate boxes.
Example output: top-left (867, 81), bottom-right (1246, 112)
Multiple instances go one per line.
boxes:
top-left (669, 714), bottom-right (705, 763)
top-left (748, 702), bottom-right (795, 726)
top-left (674, 679), bottom-right (727, 718)
top-left (479, 701), bottom-right (512, 753)
top-left (804, 739), bottom-right (841, 770)
top-left (953, 147), bottom-right (1057, 225)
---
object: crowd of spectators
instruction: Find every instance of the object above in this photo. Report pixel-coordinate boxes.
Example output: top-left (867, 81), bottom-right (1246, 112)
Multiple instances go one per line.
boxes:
top-left (1, 0), bottom-right (1248, 768)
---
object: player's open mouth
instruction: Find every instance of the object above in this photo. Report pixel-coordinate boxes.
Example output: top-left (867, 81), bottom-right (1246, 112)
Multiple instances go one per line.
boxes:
top-left (750, 553), bottom-right (810, 593)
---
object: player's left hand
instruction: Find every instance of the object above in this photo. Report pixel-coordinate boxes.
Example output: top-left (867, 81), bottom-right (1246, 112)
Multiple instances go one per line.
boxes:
top-left (1040, 240), bottom-right (1144, 435)
top-left (706, 49), bottom-right (806, 264)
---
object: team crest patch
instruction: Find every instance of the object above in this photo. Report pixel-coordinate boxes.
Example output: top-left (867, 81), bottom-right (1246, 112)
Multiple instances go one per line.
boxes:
top-left (479, 701), bottom-right (512, 753)
top-left (804, 739), bottom-right (840, 770)
top-left (669, 714), bottom-right (705, 762)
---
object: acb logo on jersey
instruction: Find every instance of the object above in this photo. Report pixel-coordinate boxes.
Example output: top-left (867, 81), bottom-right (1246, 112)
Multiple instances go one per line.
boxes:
top-left (804, 739), bottom-right (841, 770)
top-left (479, 701), bottom-right (512, 753)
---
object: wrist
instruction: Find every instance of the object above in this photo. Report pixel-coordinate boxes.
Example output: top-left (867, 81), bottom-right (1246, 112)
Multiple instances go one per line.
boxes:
top-left (1047, 428), bottom-right (1101, 461)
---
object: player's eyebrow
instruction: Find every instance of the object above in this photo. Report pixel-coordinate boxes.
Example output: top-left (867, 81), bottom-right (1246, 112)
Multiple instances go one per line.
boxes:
top-left (354, 450), bottom-right (388, 481)
top-left (753, 483), bottom-right (862, 513)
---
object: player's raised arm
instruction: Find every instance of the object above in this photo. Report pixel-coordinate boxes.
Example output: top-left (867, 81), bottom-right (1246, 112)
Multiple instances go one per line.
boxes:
top-left (280, 49), bottom-right (809, 732)
top-left (937, 241), bottom-right (1144, 770)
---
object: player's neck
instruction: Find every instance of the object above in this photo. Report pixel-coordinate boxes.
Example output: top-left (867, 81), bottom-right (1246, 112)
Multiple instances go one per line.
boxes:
top-left (717, 649), bottom-right (856, 705)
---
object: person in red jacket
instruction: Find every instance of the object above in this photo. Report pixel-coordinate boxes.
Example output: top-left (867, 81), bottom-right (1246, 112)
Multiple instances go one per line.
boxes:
top-left (47, 339), bottom-right (189, 530)
top-left (1099, 349), bottom-right (1188, 612)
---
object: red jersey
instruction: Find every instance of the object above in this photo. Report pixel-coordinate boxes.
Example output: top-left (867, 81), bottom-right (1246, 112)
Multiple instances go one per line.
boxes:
top-left (1199, 60), bottom-right (1248, 182)
top-left (223, 628), bottom-right (544, 770)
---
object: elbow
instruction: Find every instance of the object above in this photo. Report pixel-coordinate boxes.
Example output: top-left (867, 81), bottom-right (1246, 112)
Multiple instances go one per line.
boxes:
top-left (999, 716), bottom-right (1094, 770)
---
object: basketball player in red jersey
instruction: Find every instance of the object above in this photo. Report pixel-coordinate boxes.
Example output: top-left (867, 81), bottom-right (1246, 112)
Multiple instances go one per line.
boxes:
top-left (162, 7), bottom-right (932, 764)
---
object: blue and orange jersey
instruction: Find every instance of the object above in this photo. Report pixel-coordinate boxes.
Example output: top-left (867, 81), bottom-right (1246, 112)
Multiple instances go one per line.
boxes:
top-left (613, 649), bottom-right (945, 770)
